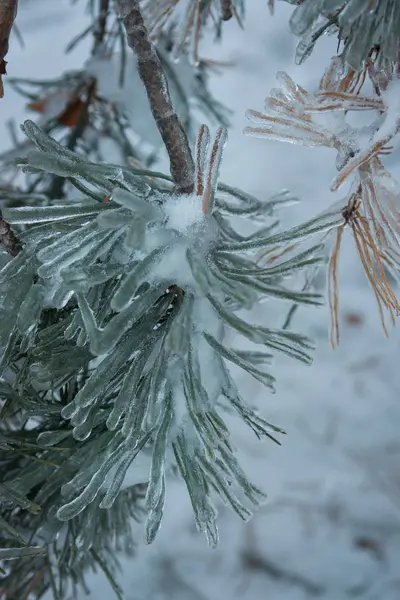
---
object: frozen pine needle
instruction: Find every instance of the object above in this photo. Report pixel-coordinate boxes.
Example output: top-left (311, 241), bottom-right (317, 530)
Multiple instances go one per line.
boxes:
top-left (258, 182), bottom-right (400, 348)
top-left (246, 57), bottom-right (400, 346)
top-left (197, 125), bottom-right (227, 214)
top-left (245, 60), bottom-right (400, 190)
top-left (330, 191), bottom-right (400, 347)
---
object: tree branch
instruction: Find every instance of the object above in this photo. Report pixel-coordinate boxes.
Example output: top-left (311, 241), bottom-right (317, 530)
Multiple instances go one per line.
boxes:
top-left (93, 0), bottom-right (109, 52)
top-left (0, 212), bottom-right (21, 255)
top-left (49, 0), bottom-right (109, 199)
top-left (220, 0), bottom-right (233, 21)
top-left (115, 0), bottom-right (195, 194)
top-left (0, 0), bottom-right (18, 97)
top-left (47, 78), bottom-right (97, 199)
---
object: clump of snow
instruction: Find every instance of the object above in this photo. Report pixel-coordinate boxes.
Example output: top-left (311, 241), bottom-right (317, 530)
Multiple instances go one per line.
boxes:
top-left (164, 193), bottom-right (205, 233)
top-left (372, 75), bottom-right (400, 145)
top-left (144, 188), bottom-right (218, 290)
top-left (150, 244), bottom-right (196, 289)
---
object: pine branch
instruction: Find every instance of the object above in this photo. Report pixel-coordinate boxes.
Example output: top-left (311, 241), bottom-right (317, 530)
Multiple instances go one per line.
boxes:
top-left (115, 0), bottom-right (195, 194)
top-left (0, 0), bottom-right (18, 97)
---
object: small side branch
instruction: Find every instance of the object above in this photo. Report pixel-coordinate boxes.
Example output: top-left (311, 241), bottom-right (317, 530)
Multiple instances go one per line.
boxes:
top-left (93, 0), bottom-right (109, 52)
top-left (220, 0), bottom-right (233, 21)
top-left (48, 78), bottom-right (97, 199)
top-left (0, 0), bottom-right (18, 97)
top-left (239, 522), bottom-right (325, 597)
top-left (0, 212), bottom-right (21, 255)
top-left (115, 0), bottom-right (194, 194)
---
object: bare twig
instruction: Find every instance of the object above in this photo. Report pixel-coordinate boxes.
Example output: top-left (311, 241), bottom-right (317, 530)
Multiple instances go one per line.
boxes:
top-left (49, 0), bottom-right (110, 198)
top-left (48, 78), bottom-right (97, 199)
top-left (0, 0), bottom-right (18, 97)
top-left (93, 0), bottom-right (109, 52)
top-left (239, 522), bottom-right (325, 596)
top-left (157, 556), bottom-right (211, 600)
top-left (115, 0), bottom-right (194, 194)
top-left (0, 212), bottom-right (21, 255)
top-left (220, 0), bottom-right (233, 21)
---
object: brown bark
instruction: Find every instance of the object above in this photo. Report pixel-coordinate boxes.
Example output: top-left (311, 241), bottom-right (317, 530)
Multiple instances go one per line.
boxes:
top-left (93, 0), bottom-right (109, 52)
top-left (0, 0), bottom-right (18, 97)
top-left (115, 0), bottom-right (194, 194)
top-left (220, 0), bottom-right (233, 21)
top-left (0, 212), bottom-right (22, 255)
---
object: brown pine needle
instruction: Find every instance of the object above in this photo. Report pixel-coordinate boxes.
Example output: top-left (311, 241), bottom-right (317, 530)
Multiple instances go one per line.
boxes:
top-left (202, 126), bottom-right (225, 213)
top-left (325, 191), bottom-right (399, 347)
top-left (261, 243), bottom-right (298, 265)
top-left (331, 133), bottom-right (396, 192)
top-left (195, 124), bottom-right (209, 197)
top-left (355, 216), bottom-right (399, 312)
top-left (328, 225), bottom-right (344, 348)
top-left (351, 219), bottom-right (393, 337)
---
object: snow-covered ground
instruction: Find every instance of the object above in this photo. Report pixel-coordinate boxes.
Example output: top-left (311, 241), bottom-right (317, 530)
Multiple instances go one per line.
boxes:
top-left (2, 1), bottom-right (400, 599)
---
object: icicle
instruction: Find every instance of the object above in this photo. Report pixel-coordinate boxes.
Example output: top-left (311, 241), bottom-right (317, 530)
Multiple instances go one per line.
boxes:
top-left (3, 203), bottom-right (109, 225)
top-left (144, 476), bottom-right (166, 544)
top-left (100, 431), bottom-right (153, 509)
top-left (106, 337), bottom-right (159, 431)
top-left (145, 393), bottom-right (173, 511)
top-left (61, 333), bottom-right (136, 419)
top-left (289, 0), bottom-right (324, 37)
top-left (203, 333), bottom-right (276, 391)
top-left (110, 248), bottom-right (167, 311)
top-left (57, 442), bottom-right (127, 520)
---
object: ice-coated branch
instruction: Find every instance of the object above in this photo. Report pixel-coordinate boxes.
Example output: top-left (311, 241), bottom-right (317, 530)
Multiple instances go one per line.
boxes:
top-left (0, 0), bottom-right (18, 97)
top-left (115, 0), bottom-right (195, 194)
top-left (0, 212), bottom-right (21, 255)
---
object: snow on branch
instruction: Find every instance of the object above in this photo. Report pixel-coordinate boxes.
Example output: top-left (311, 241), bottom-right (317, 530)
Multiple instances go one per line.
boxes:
top-left (0, 212), bottom-right (21, 255)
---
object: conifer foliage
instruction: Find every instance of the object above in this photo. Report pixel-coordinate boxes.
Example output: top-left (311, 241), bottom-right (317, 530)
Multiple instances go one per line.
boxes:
top-left (0, 0), bottom-right (399, 598)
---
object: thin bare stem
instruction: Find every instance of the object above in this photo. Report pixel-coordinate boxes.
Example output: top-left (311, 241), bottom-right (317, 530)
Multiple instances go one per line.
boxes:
top-left (0, 212), bottom-right (21, 255)
top-left (195, 124), bottom-right (209, 196)
top-left (93, 0), bottom-right (109, 52)
top-left (328, 226), bottom-right (344, 348)
top-left (220, 0), bottom-right (233, 21)
top-left (0, 0), bottom-right (18, 97)
top-left (115, 0), bottom-right (195, 194)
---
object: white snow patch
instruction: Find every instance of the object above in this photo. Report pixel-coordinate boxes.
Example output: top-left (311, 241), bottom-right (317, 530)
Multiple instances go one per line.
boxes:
top-left (373, 76), bottom-right (400, 144)
top-left (149, 244), bottom-right (195, 289)
top-left (164, 193), bottom-right (205, 233)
